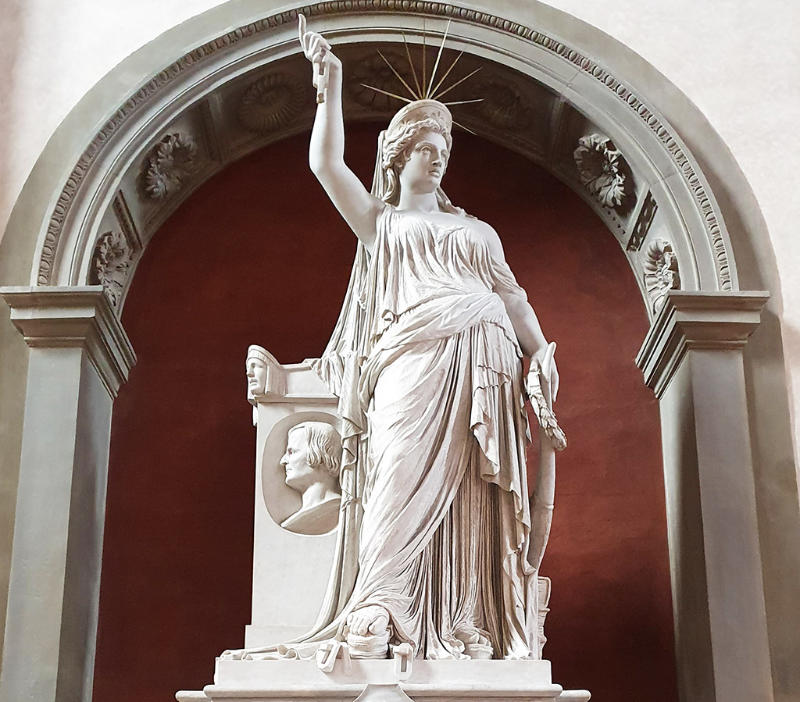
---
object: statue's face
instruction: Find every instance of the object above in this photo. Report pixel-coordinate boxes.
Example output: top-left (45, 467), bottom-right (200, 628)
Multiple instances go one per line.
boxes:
top-left (281, 428), bottom-right (316, 492)
top-left (398, 129), bottom-right (449, 195)
top-left (245, 356), bottom-right (267, 395)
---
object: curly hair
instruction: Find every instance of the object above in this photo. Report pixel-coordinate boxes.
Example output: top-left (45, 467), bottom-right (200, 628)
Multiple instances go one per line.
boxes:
top-left (380, 118), bottom-right (455, 208)
top-left (288, 422), bottom-right (342, 478)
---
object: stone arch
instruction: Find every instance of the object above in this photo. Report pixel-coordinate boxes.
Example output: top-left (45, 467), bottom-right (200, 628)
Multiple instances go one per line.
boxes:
top-left (30, 4), bottom-right (735, 308)
top-left (0, 3), bottom-right (796, 702)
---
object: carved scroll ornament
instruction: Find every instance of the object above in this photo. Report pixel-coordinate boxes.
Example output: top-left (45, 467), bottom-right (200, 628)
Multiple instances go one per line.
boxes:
top-left (644, 238), bottom-right (681, 313)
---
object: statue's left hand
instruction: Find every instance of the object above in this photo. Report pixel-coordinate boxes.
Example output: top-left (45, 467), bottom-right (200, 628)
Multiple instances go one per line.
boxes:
top-left (529, 343), bottom-right (559, 407)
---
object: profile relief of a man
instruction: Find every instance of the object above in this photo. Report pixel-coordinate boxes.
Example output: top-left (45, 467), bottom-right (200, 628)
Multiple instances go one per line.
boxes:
top-left (280, 422), bottom-right (342, 534)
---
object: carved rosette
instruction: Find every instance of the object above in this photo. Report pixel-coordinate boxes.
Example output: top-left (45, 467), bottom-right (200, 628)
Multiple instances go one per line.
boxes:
top-left (346, 50), bottom-right (409, 111)
top-left (573, 134), bottom-right (628, 208)
top-left (475, 78), bottom-right (530, 131)
top-left (142, 133), bottom-right (197, 200)
top-left (89, 231), bottom-right (132, 308)
top-left (36, 5), bottom-right (734, 293)
top-left (644, 239), bottom-right (681, 313)
top-left (237, 73), bottom-right (304, 134)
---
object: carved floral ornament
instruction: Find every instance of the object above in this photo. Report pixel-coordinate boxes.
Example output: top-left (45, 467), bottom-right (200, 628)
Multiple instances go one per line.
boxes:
top-left (643, 238), bottom-right (681, 313)
top-left (141, 132), bottom-right (198, 200)
top-left (238, 73), bottom-right (305, 133)
top-left (573, 134), bottom-right (629, 208)
top-left (89, 231), bottom-right (133, 309)
top-left (34, 3), bottom-right (733, 292)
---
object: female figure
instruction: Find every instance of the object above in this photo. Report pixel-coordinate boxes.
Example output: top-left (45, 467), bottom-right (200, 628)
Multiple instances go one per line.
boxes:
top-left (236, 24), bottom-right (562, 663)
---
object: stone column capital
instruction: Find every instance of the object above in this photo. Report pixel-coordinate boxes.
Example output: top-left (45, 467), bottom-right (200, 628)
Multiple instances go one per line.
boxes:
top-left (636, 291), bottom-right (769, 398)
top-left (1, 285), bottom-right (136, 397)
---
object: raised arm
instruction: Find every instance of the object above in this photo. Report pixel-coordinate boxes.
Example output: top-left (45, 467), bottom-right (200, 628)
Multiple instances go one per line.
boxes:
top-left (299, 22), bottom-right (382, 249)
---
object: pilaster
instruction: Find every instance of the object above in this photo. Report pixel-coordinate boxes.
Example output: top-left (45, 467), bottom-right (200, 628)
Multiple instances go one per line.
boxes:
top-left (636, 291), bottom-right (772, 702)
top-left (0, 286), bottom-right (135, 702)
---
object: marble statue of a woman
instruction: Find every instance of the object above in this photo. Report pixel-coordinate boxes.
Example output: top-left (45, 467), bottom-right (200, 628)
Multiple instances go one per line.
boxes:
top-left (228, 21), bottom-right (563, 664)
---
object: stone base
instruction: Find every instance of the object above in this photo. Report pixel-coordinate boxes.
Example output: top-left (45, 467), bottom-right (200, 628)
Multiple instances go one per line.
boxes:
top-left (176, 659), bottom-right (590, 702)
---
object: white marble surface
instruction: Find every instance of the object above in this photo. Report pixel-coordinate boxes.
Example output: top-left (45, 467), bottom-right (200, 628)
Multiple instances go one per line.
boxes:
top-left (245, 360), bottom-right (341, 648)
top-left (175, 659), bottom-right (591, 701)
top-left (277, 422), bottom-right (341, 534)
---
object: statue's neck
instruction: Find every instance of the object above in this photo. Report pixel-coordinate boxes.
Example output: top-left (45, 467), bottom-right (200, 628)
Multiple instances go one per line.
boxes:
top-left (397, 190), bottom-right (439, 213)
top-left (300, 480), bottom-right (339, 511)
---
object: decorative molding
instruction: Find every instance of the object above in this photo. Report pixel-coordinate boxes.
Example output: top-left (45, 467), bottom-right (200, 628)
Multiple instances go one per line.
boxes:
top-left (0, 286), bottom-right (137, 398)
top-left (199, 98), bottom-right (224, 162)
top-left (573, 134), bottom-right (628, 208)
top-left (238, 73), bottom-right (305, 133)
top-left (635, 291), bottom-right (768, 398)
top-left (626, 190), bottom-right (657, 252)
top-left (34, 1), bottom-right (733, 292)
top-left (643, 238), bottom-right (681, 314)
top-left (545, 96), bottom-right (567, 166)
top-left (89, 231), bottom-right (133, 309)
top-left (141, 132), bottom-right (198, 200)
top-left (111, 190), bottom-right (142, 251)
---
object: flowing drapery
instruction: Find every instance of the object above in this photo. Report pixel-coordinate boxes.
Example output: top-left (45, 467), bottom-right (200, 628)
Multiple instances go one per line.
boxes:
top-left (298, 206), bottom-right (541, 658)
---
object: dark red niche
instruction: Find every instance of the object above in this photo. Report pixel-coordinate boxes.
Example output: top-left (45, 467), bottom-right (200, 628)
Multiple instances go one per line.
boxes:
top-left (93, 124), bottom-right (676, 702)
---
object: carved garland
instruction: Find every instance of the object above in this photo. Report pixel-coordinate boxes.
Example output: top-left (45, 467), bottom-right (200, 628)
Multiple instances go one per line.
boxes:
top-left (36, 1), bottom-right (732, 291)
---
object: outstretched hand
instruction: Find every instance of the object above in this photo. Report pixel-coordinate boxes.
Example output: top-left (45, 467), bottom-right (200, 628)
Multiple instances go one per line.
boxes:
top-left (298, 14), bottom-right (330, 64)
top-left (298, 13), bottom-right (338, 101)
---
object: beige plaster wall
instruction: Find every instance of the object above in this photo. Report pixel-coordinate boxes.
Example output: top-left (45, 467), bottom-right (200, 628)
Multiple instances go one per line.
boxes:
top-left (545, 0), bottom-right (800, 440)
top-left (1, 0), bottom-right (797, 448)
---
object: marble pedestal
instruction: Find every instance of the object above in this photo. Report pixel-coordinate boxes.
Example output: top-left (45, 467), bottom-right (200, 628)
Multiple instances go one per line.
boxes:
top-left (176, 659), bottom-right (590, 702)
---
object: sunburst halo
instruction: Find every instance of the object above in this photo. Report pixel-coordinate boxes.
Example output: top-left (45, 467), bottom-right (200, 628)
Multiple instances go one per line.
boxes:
top-left (361, 19), bottom-right (483, 114)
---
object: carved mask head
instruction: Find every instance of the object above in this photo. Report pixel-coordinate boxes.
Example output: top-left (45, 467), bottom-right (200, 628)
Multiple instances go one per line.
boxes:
top-left (245, 345), bottom-right (270, 397)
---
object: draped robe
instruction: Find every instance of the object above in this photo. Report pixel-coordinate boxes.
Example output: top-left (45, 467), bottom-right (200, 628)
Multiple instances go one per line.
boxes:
top-left (300, 204), bottom-right (541, 659)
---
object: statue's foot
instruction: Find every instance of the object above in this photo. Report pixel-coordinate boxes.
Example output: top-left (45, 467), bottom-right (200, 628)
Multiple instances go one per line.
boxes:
top-left (347, 604), bottom-right (390, 636)
top-left (346, 604), bottom-right (391, 659)
top-left (454, 623), bottom-right (493, 659)
top-left (220, 649), bottom-right (245, 660)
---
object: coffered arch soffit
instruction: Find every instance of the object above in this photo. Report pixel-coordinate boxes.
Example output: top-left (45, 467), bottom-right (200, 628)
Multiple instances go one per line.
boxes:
top-left (34, 3), bottom-right (737, 319)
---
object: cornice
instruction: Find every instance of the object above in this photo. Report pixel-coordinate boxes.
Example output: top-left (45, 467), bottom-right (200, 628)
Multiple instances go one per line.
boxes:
top-left (35, 1), bottom-right (732, 293)
top-left (0, 286), bottom-right (137, 398)
top-left (636, 291), bottom-right (769, 398)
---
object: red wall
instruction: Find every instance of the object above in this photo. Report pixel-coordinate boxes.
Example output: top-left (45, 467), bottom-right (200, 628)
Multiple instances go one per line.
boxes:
top-left (94, 124), bottom-right (677, 701)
